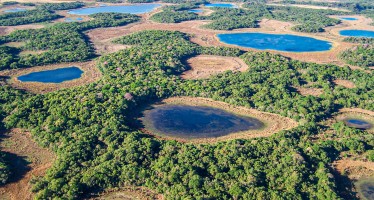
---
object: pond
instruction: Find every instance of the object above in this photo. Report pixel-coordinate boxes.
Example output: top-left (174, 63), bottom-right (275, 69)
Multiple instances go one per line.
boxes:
top-left (188, 9), bottom-right (203, 13)
top-left (67, 4), bottom-right (161, 15)
top-left (340, 17), bottom-right (358, 21)
top-left (65, 17), bottom-right (83, 22)
top-left (356, 178), bottom-right (374, 200)
top-left (18, 67), bottom-right (83, 83)
top-left (4, 8), bottom-right (27, 13)
top-left (217, 33), bottom-right (332, 52)
top-left (344, 119), bottom-right (372, 130)
top-left (142, 105), bottom-right (264, 139)
top-left (205, 3), bottom-right (236, 8)
top-left (339, 30), bottom-right (374, 38)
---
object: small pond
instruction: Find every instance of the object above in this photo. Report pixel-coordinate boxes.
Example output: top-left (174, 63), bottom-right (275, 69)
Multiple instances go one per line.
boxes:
top-left (18, 67), bottom-right (83, 83)
top-left (344, 119), bottom-right (372, 130)
top-left (4, 8), bottom-right (27, 13)
top-left (356, 178), bottom-right (374, 200)
top-left (142, 105), bottom-right (264, 139)
top-left (339, 30), bottom-right (374, 38)
top-left (68, 4), bottom-right (161, 15)
top-left (188, 9), bottom-right (203, 13)
top-left (205, 3), bottom-right (236, 8)
top-left (217, 32), bottom-right (332, 52)
top-left (340, 17), bottom-right (358, 21)
top-left (65, 17), bottom-right (83, 22)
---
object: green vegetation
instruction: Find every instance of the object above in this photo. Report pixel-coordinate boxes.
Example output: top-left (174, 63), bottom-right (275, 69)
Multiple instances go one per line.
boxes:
top-left (339, 44), bottom-right (374, 67)
top-left (0, 13), bottom-right (140, 70)
top-left (0, 152), bottom-right (11, 185)
top-left (0, 30), bottom-right (372, 199)
top-left (37, 2), bottom-right (85, 11)
top-left (0, 9), bottom-right (60, 26)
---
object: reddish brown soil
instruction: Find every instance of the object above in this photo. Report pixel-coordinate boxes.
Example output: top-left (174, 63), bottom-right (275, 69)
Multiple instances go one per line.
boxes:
top-left (90, 187), bottom-right (163, 200)
top-left (333, 79), bottom-right (356, 88)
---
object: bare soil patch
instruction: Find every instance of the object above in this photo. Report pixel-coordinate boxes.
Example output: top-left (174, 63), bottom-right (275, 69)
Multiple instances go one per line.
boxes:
top-left (19, 50), bottom-right (47, 56)
top-left (2, 42), bottom-right (25, 48)
top-left (89, 187), bottom-right (163, 200)
top-left (181, 55), bottom-right (248, 79)
top-left (141, 97), bottom-right (298, 143)
top-left (294, 86), bottom-right (324, 97)
top-left (333, 79), bottom-right (356, 88)
top-left (333, 158), bottom-right (374, 181)
top-left (0, 60), bottom-right (102, 94)
top-left (0, 128), bottom-right (55, 200)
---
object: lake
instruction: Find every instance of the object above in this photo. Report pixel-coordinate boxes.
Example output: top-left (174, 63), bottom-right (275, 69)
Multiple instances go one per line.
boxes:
top-left (4, 8), bottom-right (27, 13)
top-left (205, 3), bottom-right (236, 8)
top-left (217, 33), bottom-right (332, 52)
top-left (188, 9), bottom-right (203, 13)
top-left (18, 67), bottom-right (83, 83)
top-left (68, 4), bottom-right (161, 15)
top-left (65, 17), bottom-right (83, 22)
top-left (356, 178), bottom-right (374, 200)
top-left (340, 30), bottom-right (374, 38)
top-left (142, 105), bottom-right (264, 139)
top-left (340, 17), bottom-right (357, 21)
top-left (344, 119), bottom-right (372, 130)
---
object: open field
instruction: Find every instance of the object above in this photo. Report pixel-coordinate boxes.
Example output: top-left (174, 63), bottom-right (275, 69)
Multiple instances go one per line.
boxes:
top-left (0, 60), bottom-right (102, 93)
top-left (140, 97), bottom-right (298, 143)
top-left (90, 187), bottom-right (163, 200)
top-left (333, 79), bottom-right (356, 88)
top-left (0, 129), bottom-right (55, 200)
top-left (181, 55), bottom-right (248, 79)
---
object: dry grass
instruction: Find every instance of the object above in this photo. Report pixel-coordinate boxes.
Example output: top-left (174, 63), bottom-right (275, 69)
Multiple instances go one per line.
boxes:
top-left (0, 60), bottom-right (102, 94)
top-left (0, 129), bottom-right (55, 200)
top-left (181, 55), bottom-right (248, 79)
top-left (333, 79), bottom-right (356, 88)
top-left (333, 156), bottom-right (374, 181)
top-left (141, 97), bottom-right (298, 144)
top-left (90, 187), bottom-right (163, 200)
top-left (295, 87), bottom-right (324, 96)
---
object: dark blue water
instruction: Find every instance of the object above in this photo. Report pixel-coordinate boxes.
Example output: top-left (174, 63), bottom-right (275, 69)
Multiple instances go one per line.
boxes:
top-left (143, 105), bottom-right (264, 139)
top-left (4, 8), bottom-right (27, 13)
top-left (18, 67), bottom-right (83, 83)
top-left (68, 4), bottom-right (160, 15)
top-left (205, 3), bottom-right (236, 8)
top-left (345, 119), bottom-right (372, 129)
top-left (218, 33), bottom-right (332, 52)
top-left (340, 17), bottom-right (357, 21)
top-left (340, 30), bottom-right (374, 38)
top-left (65, 17), bottom-right (83, 22)
top-left (189, 9), bottom-right (203, 13)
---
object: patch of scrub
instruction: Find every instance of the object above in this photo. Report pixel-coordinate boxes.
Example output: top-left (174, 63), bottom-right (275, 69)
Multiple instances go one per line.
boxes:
top-left (217, 33), bottom-right (332, 52)
top-left (205, 3), bottom-right (236, 8)
top-left (339, 30), bottom-right (374, 38)
top-left (18, 66), bottom-right (83, 83)
top-left (356, 178), bottom-right (374, 200)
top-left (141, 97), bottom-right (298, 143)
top-left (4, 8), bottom-right (27, 13)
top-left (68, 4), bottom-right (161, 15)
top-left (181, 55), bottom-right (248, 79)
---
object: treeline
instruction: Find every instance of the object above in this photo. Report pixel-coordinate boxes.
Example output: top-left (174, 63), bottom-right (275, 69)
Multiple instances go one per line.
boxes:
top-left (278, 0), bottom-right (374, 12)
top-left (0, 13), bottom-right (140, 70)
top-left (0, 9), bottom-right (61, 26)
top-left (1, 30), bottom-right (372, 199)
top-left (339, 44), bottom-right (373, 68)
top-left (37, 2), bottom-right (85, 11)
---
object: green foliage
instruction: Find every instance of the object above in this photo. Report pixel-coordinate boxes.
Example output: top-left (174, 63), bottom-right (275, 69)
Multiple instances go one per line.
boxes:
top-left (0, 9), bottom-right (61, 26)
top-left (0, 152), bottom-right (11, 185)
top-left (343, 37), bottom-right (374, 44)
top-left (2, 1), bottom-right (18, 6)
top-left (0, 46), bottom-right (21, 70)
top-left (151, 11), bottom-right (199, 23)
top-left (37, 2), bottom-right (85, 11)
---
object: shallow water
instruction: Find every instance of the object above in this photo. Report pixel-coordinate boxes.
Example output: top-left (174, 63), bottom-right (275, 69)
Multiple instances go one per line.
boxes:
top-left (189, 9), bottom-right (203, 13)
top-left (344, 119), bottom-right (372, 129)
top-left (205, 3), bottom-right (236, 8)
top-left (18, 67), bottom-right (83, 83)
top-left (340, 17), bottom-right (357, 21)
top-left (4, 8), bottom-right (27, 13)
top-left (68, 4), bottom-right (160, 15)
top-left (218, 33), bottom-right (332, 52)
top-left (65, 17), bottom-right (83, 22)
top-left (340, 30), bottom-right (374, 38)
top-left (143, 105), bottom-right (264, 139)
top-left (356, 178), bottom-right (374, 200)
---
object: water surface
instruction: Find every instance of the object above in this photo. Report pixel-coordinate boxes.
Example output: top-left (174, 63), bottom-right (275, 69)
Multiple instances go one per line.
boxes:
top-left (189, 9), bottom-right (203, 13)
top-left (205, 3), bottom-right (236, 8)
top-left (340, 30), bottom-right (374, 38)
top-left (143, 105), bottom-right (264, 139)
top-left (340, 17), bottom-right (357, 21)
top-left (18, 67), bottom-right (83, 83)
top-left (4, 8), bottom-right (27, 12)
top-left (65, 17), bottom-right (83, 22)
top-left (218, 33), bottom-right (332, 52)
top-left (344, 119), bottom-right (372, 129)
top-left (68, 4), bottom-right (160, 15)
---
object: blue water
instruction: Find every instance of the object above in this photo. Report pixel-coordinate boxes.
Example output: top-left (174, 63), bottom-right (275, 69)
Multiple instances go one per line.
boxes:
top-left (205, 3), bottom-right (236, 8)
top-left (189, 9), bottom-right (203, 13)
top-left (65, 17), bottom-right (83, 22)
top-left (4, 8), bottom-right (27, 13)
top-left (340, 17), bottom-right (357, 21)
top-left (68, 4), bottom-right (160, 15)
top-left (347, 119), bottom-right (370, 126)
top-left (340, 30), bottom-right (374, 38)
top-left (18, 67), bottom-right (83, 83)
top-left (218, 33), bottom-right (332, 52)
top-left (143, 105), bottom-right (264, 139)
top-left (345, 118), bottom-right (372, 130)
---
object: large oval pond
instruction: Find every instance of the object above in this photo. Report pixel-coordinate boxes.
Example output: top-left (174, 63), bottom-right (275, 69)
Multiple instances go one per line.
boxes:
top-left (344, 118), bottom-right (372, 130)
top-left (4, 8), bottom-right (27, 13)
top-left (18, 67), bottom-right (83, 83)
top-left (68, 4), bottom-right (160, 15)
top-left (217, 33), bottom-right (332, 52)
top-left (340, 30), bottom-right (374, 38)
top-left (205, 3), bottom-right (236, 8)
top-left (356, 178), bottom-right (374, 200)
top-left (143, 105), bottom-right (264, 139)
